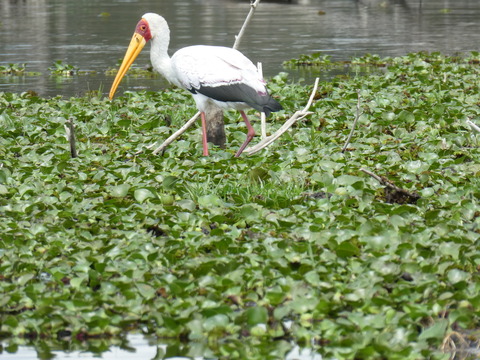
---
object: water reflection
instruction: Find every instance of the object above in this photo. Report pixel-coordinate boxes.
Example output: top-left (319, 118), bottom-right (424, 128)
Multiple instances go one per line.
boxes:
top-left (1, 0), bottom-right (480, 97)
top-left (0, 334), bottom-right (323, 360)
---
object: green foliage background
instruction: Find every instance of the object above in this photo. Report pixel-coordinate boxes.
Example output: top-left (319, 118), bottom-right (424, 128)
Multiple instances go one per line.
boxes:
top-left (1, 52), bottom-right (480, 359)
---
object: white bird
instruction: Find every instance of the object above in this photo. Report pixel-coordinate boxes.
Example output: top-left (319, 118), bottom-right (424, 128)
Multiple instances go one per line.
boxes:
top-left (109, 13), bottom-right (282, 157)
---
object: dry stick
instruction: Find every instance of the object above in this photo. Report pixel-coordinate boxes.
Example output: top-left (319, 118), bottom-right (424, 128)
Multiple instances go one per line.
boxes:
top-left (467, 119), bottom-right (480, 134)
top-left (342, 89), bottom-right (362, 153)
top-left (233, 0), bottom-right (262, 50)
top-left (150, 112), bottom-right (200, 155)
top-left (146, 0), bottom-right (262, 156)
top-left (245, 77), bottom-right (319, 155)
top-left (236, 2), bottom-right (266, 138)
top-left (257, 61), bottom-right (267, 139)
top-left (360, 168), bottom-right (418, 199)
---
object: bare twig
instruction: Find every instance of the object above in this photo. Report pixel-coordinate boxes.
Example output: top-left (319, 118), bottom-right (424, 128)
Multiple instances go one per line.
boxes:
top-left (360, 168), bottom-right (396, 189)
top-left (360, 167), bottom-right (420, 204)
top-left (233, 0), bottom-right (261, 50)
top-left (441, 331), bottom-right (469, 353)
top-left (342, 89), bottom-right (362, 153)
top-left (245, 78), bottom-right (319, 155)
top-left (64, 117), bottom-right (77, 158)
top-left (467, 119), bottom-right (480, 134)
top-left (245, 112), bottom-right (313, 155)
top-left (150, 112), bottom-right (200, 155)
top-left (257, 62), bottom-right (266, 139)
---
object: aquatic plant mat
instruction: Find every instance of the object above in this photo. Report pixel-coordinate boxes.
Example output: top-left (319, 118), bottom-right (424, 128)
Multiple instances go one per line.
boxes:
top-left (1, 52), bottom-right (480, 359)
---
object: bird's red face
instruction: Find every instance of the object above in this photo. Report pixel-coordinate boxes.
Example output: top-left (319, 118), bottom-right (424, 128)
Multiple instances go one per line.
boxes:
top-left (109, 18), bottom-right (152, 100)
top-left (135, 18), bottom-right (152, 42)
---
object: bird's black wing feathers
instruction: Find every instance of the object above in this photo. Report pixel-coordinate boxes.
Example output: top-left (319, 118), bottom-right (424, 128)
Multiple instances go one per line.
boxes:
top-left (189, 83), bottom-right (282, 116)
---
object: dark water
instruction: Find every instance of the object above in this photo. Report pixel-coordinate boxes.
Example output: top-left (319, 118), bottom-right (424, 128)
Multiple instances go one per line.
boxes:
top-left (1, 0), bottom-right (480, 97)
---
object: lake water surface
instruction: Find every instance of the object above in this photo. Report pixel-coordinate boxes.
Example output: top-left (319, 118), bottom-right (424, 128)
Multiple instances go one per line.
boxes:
top-left (1, 0), bottom-right (480, 97)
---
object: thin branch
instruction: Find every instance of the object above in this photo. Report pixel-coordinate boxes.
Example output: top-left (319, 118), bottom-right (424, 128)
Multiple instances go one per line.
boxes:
top-left (342, 89), bottom-right (362, 153)
top-left (150, 112), bottom-right (200, 155)
top-left (467, 119), bottom-right (480, 134)
top-left (233, 0), bottom-right (261, 50)
top-left (245, 112), bottom-right (313, 155)
top-left (303, 77), bottom-right (320, 111)
top-left (257, 62), bottom-right (266, 139)
top-left (245, 78), bottom-right (319, 155)
top-left (360, 167), bottom-right (420, 203)
top-left (260, 111), bottom-right (267, 139)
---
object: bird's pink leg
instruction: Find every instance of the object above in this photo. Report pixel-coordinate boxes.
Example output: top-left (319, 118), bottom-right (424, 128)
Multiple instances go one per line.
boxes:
top-left (235, 111), bottom-right (256, 157)
top-left (200, 112), bottom-right (209, 156)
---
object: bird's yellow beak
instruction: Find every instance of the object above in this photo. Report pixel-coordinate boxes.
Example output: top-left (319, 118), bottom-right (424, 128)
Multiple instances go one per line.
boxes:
top-left (109, 32), bottom-right (146, 100)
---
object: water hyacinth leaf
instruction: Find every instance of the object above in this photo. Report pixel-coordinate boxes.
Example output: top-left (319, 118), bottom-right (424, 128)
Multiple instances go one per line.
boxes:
top-left (1, 52), bottom-right (480, 358)
top-left (0, 184), bottom-right (8, 195)
top-left (418, 319), bottom-right (449, 341)
top-left (447, 269), bottom-right (469, 284)
top-left (70, 277), bottom-right (85, 290)
top-left (16, 273), bottom-right (35, 286)
top-left (109, 184), bottom-right (130, 197)
top-left (198, 194), bottom-right (223, 208)
top-left (136, 283), bottom-right (156, 299)
top-left (203, 314), bottom-right (230, 331)
top-left (438, 242), bottom-right (461, 260)
top-left (134, 188), bottom-right (155, 203)
top-left (304, 270), bottom-right (320, 286)
top-left (245, 307), bottom-right (268, 326)
top-left (335, 241), bottom-right (360, 258)
top-left (162, 175), bottom-right (179, 190)
top-left (0, 169), bottom-right (8, 183)
top-left (3, 315), bottom-right (19, 328)
top-left (177, 199), bottom-right (196, 211)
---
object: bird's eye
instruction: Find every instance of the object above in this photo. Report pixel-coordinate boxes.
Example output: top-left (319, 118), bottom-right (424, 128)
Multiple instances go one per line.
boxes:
top-left (140, 25), bottom-right (146, 31)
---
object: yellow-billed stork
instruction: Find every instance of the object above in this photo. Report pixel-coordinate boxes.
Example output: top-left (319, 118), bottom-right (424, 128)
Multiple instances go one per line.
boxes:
top-left (109, 13), bottom-right (282, 157)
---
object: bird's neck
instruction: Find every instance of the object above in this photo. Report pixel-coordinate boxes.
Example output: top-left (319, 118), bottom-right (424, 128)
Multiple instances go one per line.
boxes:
top-left (150, 33), bottom-right (179, 87)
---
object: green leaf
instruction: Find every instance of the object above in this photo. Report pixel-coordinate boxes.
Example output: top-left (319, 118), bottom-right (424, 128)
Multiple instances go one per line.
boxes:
top-left (198, 194), bottom-right (223, 208)
top-left (134, 188), bottom-right (154, 203)
top-left (245, 307), bottom-right (268, 326)
top-left (203, 314), bottom-right (229, 331)
top-left (418, 319), bottom-right (448, 341)
top-left (0, 169), bottom-right (8, 183)
top-left (447, 269), bottom-right (469, 284)
top-left (162, 175), bottom-right (179, 190)
top-left (136, 283), bottom-right (156, 299)
top-left (335, 241), bottom-right (360, 258)
top-left (17, 273), bottom-right (35, 286)
top-left (109, 184), bottom-right (130, 197)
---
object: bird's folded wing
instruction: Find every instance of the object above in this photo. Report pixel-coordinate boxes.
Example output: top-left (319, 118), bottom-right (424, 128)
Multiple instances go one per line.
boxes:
top-left (172, 45), bottom-right (265, 93)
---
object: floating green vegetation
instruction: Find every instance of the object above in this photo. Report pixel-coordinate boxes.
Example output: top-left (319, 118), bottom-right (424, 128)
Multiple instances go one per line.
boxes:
top-left (0, 63), bottom-right (41, 76)
top-left (283, 52), bottom-right (334, 67)
top-left (48, 60), bottom-right (79, 76)
top-left (0, 63), bottom-right (26, 75)
top-left (1, 52), bottom-right (480, 359)
top-left (105, 63), bottom-right (157, 77)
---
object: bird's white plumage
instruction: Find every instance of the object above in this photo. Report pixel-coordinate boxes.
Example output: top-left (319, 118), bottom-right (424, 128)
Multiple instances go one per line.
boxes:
top-left (134, 13), bottom-right (282, 157)
top-left (142, 12), bottom-right (268, 113)
top-left (172, 45), bottom-right (265, 92)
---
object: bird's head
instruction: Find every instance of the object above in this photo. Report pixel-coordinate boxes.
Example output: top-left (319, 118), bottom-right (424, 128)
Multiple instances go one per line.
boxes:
top-left (109, 13), bottom-right (165, 100)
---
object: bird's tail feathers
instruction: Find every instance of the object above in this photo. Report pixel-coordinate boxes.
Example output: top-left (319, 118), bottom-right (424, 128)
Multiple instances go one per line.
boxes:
top-left (262, 97), bottom-right (283, 117)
